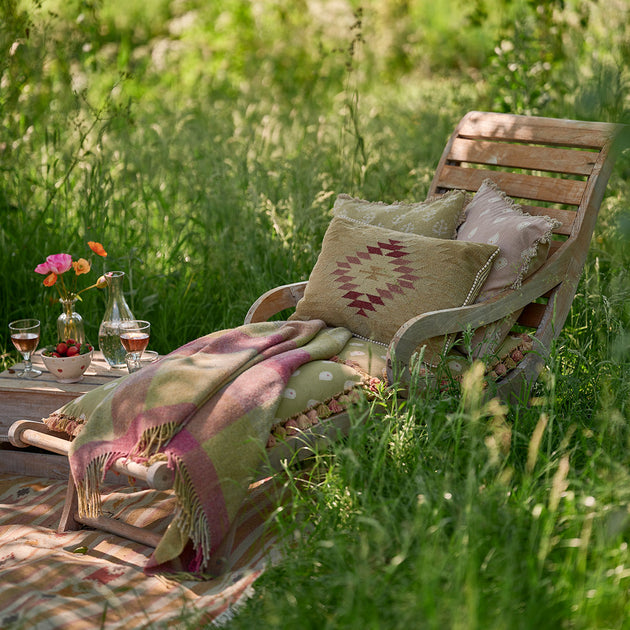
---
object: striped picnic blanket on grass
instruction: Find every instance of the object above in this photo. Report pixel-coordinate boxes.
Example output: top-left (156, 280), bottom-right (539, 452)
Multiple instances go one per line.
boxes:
top-left (0, 471), bottom-right (288, 629)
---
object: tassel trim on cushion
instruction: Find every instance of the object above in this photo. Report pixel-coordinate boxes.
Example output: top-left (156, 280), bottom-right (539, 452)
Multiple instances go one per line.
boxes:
top-left (401, 333), bottom-right (535, 394)
top-left (485, 333), bottom-right (534, 380)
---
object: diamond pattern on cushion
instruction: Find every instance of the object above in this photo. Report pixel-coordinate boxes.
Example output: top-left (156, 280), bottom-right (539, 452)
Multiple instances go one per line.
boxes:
top-left (333, 239), bottom-right (421, 317)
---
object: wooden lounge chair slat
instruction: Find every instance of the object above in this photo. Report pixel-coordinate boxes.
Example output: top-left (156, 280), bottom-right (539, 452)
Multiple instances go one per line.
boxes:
top-left (520, 205), bottom-right (575, 235)
top-left (449, 138), bottom-right (597, 176)
top-left (517, 302), bottom-right (548, 329)
top-left (75, 514), bottom-right (164, 548)
top-left (457, 111), bottom-right (617, 148)
top-left (435, 166), bottom-right (587, 205)
top-left (548, 239), bottom-right (564, 256)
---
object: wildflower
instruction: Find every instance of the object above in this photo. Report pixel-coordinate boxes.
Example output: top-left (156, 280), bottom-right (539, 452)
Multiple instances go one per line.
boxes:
top-left (72, 258), bottom-right (91, 276)
top-left (34, 241), bottom-right (108, 301)
top-left (35, 253), bottom-right (72, 276)
top-left (88, 241), bottom-right (107, 257)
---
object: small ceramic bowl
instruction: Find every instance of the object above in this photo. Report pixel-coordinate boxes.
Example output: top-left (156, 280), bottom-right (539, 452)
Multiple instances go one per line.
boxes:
top-left (42, 350), bottom-right (94, 383)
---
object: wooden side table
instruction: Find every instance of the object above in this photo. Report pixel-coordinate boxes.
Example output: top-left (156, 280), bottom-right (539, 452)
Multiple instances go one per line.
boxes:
top-left (0, 350), bottom-right (124, 478)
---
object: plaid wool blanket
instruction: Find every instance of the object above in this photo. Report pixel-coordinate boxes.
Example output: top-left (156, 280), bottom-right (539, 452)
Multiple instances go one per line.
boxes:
top-left (44, 320), bottom-right (352, 576)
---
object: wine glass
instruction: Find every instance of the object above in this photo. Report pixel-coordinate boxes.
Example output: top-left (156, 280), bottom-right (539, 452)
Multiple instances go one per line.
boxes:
top-left (119, 320), bottom-right (151, 374)
top-left (9, 318), bottom-right (43, 378)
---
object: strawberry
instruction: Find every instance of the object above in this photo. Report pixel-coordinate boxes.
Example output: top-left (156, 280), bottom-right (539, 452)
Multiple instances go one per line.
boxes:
top-left (66, 339), bottom-right (76, 346)
top-left (56, 342), bottom-right (68, 356)
top-left (66, 345), bottom-right (79, 357)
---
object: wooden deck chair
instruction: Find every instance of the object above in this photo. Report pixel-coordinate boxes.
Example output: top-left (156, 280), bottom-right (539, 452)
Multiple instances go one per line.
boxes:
top-left (246, 111), bottom-right (623, 403)
top-left (8, 111), bottom-right (622, 549)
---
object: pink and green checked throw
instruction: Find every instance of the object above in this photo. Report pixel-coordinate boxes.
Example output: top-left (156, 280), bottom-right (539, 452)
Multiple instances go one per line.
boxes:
top-left (44, 320), bottom-right (352, 576)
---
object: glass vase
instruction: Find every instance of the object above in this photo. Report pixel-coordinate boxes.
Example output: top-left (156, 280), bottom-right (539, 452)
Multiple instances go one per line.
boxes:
top-left (57, 296), bottom-right (85, 345)
top-left (98, 270), bottom-right (135, 368)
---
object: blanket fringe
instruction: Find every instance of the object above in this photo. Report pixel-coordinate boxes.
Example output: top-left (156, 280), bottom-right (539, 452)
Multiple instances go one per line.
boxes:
top-left (44, 412), bottom-right (86, 437)
top-left (131, 421), bottom-right (182, 460)
top-left (76, 453), bottom-right (109, 518)
top-left (171, 458), bottom-right (213, 572)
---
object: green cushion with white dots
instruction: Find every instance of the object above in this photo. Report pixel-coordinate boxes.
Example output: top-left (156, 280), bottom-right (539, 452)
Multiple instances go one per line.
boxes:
top-left (274, 336), bottom-right (387, 421)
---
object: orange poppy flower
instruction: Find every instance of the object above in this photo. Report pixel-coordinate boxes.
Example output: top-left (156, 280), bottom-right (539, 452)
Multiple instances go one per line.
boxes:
top-left (43, 272), bottom-right (57, 287)
top-left (72, 258), bottom-right (91, 275)
top-left (88, 241), bottom-right (107, 257)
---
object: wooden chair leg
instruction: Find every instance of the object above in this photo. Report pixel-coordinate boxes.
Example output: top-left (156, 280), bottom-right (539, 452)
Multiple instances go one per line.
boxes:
top-left (57, 471), bottom-right (164, 546)
top-left (58, 474), bottom-right (81, 532)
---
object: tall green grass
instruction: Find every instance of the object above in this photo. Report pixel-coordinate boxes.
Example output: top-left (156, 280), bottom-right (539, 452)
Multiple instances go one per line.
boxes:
top-left (1, 1), bottom-right (630, 627)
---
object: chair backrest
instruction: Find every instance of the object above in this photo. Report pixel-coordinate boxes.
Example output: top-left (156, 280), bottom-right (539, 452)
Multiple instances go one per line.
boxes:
top-left (428, 111), bottom-right (622, 400)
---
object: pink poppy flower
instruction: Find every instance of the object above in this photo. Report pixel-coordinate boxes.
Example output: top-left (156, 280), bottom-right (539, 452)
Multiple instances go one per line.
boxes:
top-left (45, 253), bottom-right (73, 274)
top-left (35, 253), bottom-right (72, 275)
top-left (34, 262), bottom-right (51, 275)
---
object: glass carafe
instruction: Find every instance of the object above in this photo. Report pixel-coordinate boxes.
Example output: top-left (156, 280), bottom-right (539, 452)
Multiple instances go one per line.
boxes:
top-left (98, 271), bottom-right (135, 368)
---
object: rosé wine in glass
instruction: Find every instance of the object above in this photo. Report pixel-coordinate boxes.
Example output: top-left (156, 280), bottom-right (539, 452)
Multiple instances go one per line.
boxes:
top-left (11, 332), bottom-right (40, 354)
top-left (119, 320), bottom-right (151, 373)
top-left (9, 318), bottom-right (42, 378)
top-left (120, 331), bottom-right (150, 354)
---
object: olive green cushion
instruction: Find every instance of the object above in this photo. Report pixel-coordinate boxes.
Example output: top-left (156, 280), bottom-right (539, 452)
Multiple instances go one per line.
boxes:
top-left (274, 336), bottom-right (387, 420)
top-left (332, 189), bottom-right (470, 239)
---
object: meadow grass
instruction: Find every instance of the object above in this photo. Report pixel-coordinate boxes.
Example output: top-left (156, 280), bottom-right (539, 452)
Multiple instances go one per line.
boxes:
top-left (1, 1), bottom-right (630, 628)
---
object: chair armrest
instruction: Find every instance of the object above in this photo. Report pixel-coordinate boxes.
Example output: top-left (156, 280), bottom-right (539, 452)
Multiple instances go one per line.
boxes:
top-left (244, 281), bottom-right (308, 324)
top-left (386, 247), bottom-right (572, 382)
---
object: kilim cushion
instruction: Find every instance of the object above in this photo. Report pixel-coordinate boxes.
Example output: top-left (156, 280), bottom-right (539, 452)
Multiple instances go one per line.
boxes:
top-left (290, 217), bottom-right (499, 366)
top-left (332, 188), bottom-right (470, 239)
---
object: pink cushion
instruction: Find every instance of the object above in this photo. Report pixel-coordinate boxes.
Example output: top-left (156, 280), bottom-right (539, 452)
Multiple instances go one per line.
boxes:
top-left (457, 179), bottom-right (560, 300)
top-left (456, 179), bottom-right (560, 358)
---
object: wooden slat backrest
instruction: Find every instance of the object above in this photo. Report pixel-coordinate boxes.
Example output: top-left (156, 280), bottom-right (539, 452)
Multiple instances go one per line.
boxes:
top-left (427, 111), bottom-right (621, 400)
